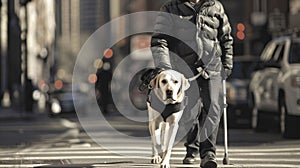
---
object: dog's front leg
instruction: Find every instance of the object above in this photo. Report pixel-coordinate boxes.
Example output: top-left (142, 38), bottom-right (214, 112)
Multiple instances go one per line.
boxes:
top-left (148, 106), bottom-right (163, 164)
top-left (149, 120), bottom-right (163, 163)
top-left (160, 111), bottom-right (183, 168)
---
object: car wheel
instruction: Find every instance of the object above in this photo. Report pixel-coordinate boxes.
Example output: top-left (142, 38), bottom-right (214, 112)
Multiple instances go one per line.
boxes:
top-left (279, 95), bottom-right (298, 138)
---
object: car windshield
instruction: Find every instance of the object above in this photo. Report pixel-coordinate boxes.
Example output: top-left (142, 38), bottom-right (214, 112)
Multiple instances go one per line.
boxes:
top-left (289, 40), bottom-right (300, 64)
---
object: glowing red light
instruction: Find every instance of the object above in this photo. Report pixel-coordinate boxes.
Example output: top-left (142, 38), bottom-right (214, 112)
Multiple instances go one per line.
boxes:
top-left (237, 32), bottom-right (245, 40)
top-left (237, 23), bottom-right (245, 31)
top-left (103, 49), bottom-right (113, 59)
top-left (54, 80), bottom-right (63, 90)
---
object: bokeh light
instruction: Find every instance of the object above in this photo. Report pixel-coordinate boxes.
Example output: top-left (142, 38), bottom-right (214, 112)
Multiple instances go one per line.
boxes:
top-left (54, 80), bottom-right (63, 90)
top-left (103, 48), bottom-right (113, 59)
top-left (88, 73), bottom-right (98, 84)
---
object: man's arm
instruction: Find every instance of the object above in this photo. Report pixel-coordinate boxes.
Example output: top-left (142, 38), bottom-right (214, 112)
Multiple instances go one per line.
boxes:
top-left (151, 6), bottom-right (174, 70)
top-left (216, 2), bottom-right (234, 74)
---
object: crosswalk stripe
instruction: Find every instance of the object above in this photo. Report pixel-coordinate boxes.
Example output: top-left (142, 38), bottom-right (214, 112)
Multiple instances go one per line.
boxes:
top-left (4, 145), bottom-right (299, 153)
top-left (1, 151), bottom-right (300, 157)
top-left (1, 132), bottom-right (300, 168)
top-left (0, 164), bottom-right (49, 168)
top-left (1, 155), bottom-right (300, 163)
top-left (224, 164), bottom-right (300, 168)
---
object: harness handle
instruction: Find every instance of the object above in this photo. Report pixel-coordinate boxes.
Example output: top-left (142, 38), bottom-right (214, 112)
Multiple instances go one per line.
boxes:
top-left (139, 68), bottom-right (164, 92)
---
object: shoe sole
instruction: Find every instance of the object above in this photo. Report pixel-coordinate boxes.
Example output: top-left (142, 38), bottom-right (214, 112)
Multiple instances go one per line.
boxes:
top-left (183, 160), bottom-right (195, 164)
top-left (183, 159), bottom-right (195, 164)
top-left (201, 160), bottom-right (217, 168)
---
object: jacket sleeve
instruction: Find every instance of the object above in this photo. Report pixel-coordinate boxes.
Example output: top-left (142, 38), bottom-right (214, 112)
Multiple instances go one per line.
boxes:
top-left (151, 5), bottom-right (174, 69)
top-left (216, 1), bottom-right (234, 70)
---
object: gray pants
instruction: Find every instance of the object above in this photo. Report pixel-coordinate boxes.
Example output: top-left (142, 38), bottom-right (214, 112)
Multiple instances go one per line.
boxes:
top-left (184, 70), bottom-right (223, 159)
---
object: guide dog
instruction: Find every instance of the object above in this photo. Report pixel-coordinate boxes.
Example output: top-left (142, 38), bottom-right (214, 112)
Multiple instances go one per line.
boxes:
top-left (147, 69), bottom-right (190, 168)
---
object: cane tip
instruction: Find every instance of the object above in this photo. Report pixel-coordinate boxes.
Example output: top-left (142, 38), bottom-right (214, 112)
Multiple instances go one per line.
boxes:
top-left (223, 156), bottom-right (229, 165)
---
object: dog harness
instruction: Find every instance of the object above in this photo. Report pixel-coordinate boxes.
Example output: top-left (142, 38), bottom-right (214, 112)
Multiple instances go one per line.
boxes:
top-left (147, 91), bottom-right (187, 122)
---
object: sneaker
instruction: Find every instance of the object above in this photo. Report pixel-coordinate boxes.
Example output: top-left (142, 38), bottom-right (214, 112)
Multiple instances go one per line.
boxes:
top-left (183, 153), bottom-right (196, 164)
top-left (200, 152), bottom-right (217, 168)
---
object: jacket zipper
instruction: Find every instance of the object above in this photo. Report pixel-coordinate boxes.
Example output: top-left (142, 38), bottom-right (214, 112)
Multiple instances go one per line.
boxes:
top-left (183, 1), bottom-right (212, 63)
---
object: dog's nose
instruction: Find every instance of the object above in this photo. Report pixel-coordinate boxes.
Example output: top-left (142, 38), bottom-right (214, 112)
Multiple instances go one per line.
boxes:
top-left (166, 89), bottom-right (173, 96)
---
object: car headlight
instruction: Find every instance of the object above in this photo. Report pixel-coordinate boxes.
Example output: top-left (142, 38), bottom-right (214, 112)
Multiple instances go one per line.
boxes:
top-left (51, 100), bottom-right (61, 114)
top-left (32, 90), bottom-right (41, 101)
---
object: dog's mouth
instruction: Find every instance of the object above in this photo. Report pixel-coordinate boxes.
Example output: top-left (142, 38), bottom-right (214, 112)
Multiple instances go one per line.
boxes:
top-left (164, 97), bottom-right (176, 102)
top-left (166, 93), bottom-right (174, 99)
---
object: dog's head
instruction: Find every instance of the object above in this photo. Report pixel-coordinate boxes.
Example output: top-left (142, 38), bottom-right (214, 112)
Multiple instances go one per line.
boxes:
top-left (150, 70), bottom-right (190, 104)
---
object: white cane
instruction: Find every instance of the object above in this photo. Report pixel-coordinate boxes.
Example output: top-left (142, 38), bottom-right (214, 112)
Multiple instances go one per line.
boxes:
top-left (222, 79), bottom-right (229, 165)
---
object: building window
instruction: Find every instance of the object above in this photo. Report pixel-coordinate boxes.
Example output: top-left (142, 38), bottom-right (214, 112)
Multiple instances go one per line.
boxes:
top-left (253, 0), bottom-right (267, 13)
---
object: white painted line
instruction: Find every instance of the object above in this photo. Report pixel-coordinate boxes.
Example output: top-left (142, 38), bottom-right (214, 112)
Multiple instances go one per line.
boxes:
top-left (216, 148), bottom-right (300, 153)
top-left (169, 164), bottom-right (300, 168)
top-left (0, 164), bottom-right (49, 168)
top-left (172, 151), bottom-right (300, 156)
top-left (3, 151), bottom-right (300, 157)
top-left (216, 164), bottom-right (300, 168)
top-left (0, 156), bottom-right (300, 163)
top-left (0, 155), bottom-right (147, 160)
top-left (0, 163), bottom-right (299, 168)
top-left (21, 146), bottom-right (300, 153)
top-left (3, 150), bottom-right (151, 156)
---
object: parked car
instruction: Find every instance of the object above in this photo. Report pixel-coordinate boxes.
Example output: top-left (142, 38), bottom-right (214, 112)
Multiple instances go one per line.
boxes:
top-left (47, 82), bottom-right (86, 116)
top-left (249, 33), bottom-right (300, 138)
top-left (226, 55), bottom-right (260, 128)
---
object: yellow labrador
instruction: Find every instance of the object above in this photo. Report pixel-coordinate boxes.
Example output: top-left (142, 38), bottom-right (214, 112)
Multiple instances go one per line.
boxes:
top-left (147, 69), bottom-right (190, 168)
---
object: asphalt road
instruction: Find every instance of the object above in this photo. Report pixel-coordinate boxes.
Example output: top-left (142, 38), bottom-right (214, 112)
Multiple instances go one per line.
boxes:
top-left (0, 113), bottom-right (300, 168)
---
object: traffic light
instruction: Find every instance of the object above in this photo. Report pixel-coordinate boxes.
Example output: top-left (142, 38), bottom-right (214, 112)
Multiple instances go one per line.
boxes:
top-left (236, 23), bottom-right (245, 41)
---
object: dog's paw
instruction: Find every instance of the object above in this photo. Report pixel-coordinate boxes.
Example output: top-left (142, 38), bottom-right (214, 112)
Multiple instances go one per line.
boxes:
top-left (151, 155), bottom-right (162, 164)
top-left (160, 161), bottom-right (170, 168)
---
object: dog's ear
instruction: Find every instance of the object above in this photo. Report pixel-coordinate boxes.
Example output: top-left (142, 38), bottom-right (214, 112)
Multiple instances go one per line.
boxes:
top-left (149, 76), bottom-right (159, 89)
top-left (176, 75), bottom-right (190, 101)
top-left (181, 75), bottom-right (190, 91)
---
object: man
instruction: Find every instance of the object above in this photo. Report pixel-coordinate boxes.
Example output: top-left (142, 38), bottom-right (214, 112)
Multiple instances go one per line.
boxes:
top-left (150, 0), bottom-right (233, 167)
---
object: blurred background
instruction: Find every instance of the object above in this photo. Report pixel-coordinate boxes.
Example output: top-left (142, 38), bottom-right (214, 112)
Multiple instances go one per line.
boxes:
top-left (0, 0), bottom-right (299, 131)
top-left (0, 2), bottom-right (300, 167)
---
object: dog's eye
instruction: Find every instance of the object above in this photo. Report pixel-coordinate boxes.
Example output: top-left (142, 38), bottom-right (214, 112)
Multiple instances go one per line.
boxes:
top-left (174, 80), bottom-right (179, 84)
top-left (161, 79), bottom-right (167, 84)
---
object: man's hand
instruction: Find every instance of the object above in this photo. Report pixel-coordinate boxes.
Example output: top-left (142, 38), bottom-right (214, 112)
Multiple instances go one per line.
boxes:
top-left (139, 68), bottom-right (164, 91)
top-left (222, 68), bottom-right (232, 79)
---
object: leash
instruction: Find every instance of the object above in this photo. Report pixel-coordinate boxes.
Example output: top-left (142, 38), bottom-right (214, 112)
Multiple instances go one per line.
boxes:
top-left (188, 66), bottom-right (209, 82)
top-left (188, 38), bottom-right (219, 82)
